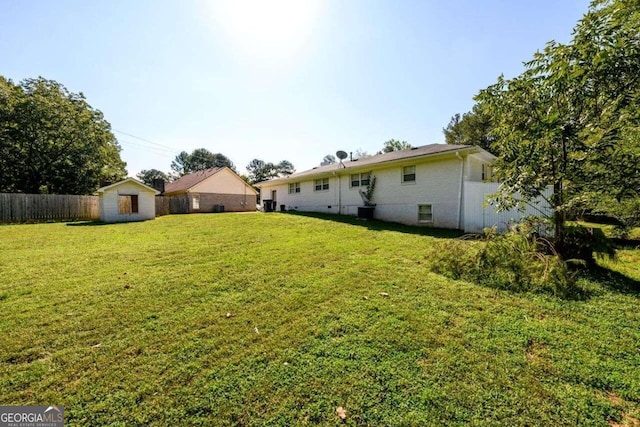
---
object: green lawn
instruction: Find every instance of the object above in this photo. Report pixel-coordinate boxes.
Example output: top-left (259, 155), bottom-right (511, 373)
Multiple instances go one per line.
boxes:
top-left (1, 213), bottom-right (639, 426)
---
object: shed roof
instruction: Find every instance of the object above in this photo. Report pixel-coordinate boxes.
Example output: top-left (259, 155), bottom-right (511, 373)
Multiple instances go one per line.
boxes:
top-left (97, 178), bottom-right (160, 194)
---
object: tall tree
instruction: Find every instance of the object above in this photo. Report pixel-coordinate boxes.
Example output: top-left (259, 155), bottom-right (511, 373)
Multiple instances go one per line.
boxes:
top-left (443, 104), bottom-right (495, 152)
top-left (170, 148), bottom-right (235, 177)
top-left (276, 160), bottom-right (295, 176)
top-left (246, 159), bottom-right (295, 184)
top-left (322, 154), bottom-right (336, 164)
top-left (0, 76), bottom-right (126, 194)
top-left (354, 149), bottom-right (371, 159)
top-left (379, 139), bottom-right (412, 154)
top-left (476, 0), bottom-right (640, 250)
top-left (136, 169), bottom-right (170, 186)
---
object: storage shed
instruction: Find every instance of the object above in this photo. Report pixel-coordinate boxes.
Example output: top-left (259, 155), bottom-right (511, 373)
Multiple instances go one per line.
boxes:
top-left (97, 178), bottom-right (159, 223)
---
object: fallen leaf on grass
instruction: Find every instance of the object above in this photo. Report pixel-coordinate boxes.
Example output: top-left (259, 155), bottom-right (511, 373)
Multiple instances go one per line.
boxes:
top-left (90, 344), bottom-right (101, 348)
top-left (225, 312), bottom-right (233, 318)
top-left (254, 327), bottom-right (259, 334)
top-left (380, 292), bottom-right (389, 297)
top-left (336, 406), bottom-right (347, 420)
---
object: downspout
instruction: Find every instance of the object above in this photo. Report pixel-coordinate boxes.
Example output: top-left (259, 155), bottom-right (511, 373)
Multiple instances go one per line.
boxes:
top-left (334, 170), bottom-right (342, 214)
top-left (455, 151), bottom-right (464, 230)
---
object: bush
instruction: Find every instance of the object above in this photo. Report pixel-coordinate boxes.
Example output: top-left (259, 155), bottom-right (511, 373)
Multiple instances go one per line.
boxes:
top-left (429, 229), bottom-right (577, 297)
top-left (430, 239), bottom-right (480, 280)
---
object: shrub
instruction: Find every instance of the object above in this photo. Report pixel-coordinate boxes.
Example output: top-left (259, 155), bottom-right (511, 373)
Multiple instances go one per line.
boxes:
top-left (429, 239), bottom-right (480, 280)
top-left (429, 229), bottom-right (577, 297)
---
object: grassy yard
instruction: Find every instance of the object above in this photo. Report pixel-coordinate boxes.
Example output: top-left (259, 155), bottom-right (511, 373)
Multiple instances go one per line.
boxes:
top-left (1, 213), bottom-right (639, 426)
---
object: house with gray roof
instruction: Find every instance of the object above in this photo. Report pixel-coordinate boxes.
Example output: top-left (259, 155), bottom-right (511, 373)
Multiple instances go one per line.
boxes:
top-left (256, 144), bottom-right (550, 232)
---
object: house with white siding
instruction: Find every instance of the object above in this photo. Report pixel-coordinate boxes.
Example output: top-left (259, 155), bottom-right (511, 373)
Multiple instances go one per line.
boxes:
top-left (256, 144), bottom-right (551, 233)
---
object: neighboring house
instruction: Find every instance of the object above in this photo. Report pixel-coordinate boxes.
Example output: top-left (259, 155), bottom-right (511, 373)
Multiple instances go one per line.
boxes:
top-left (98, 178), bottom-right (159, 223)
top-left (163, 167), bottom-right (257, 213)
top-left (256, 144), bottom-right (550, 233)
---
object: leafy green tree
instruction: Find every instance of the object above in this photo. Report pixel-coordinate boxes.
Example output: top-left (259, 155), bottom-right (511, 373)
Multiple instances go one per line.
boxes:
top-left (0, 76), bottom-right (126, 194)
top-left (322, 154), bottom-right (336, 164)
top-left (136, 169), bottom-right (170, 186)
top-left (170, 148), bottom-right (235, 176)
top-left (276, 160), bottom-right (295, 176)
top-left (246, 159), bottom-right (295, 184)
top-left (443, 105), bottom-right (495, 152)
top-left (379, 139), bottom-right (412, 154)
top-left (354, 149), bottom-right (371, 159)
top-left (477, 0), bottom-right (640, 250)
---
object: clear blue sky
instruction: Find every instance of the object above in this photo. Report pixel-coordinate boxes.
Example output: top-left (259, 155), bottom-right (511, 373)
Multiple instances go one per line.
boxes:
top-left (0, 0), bottom-right (589, 176)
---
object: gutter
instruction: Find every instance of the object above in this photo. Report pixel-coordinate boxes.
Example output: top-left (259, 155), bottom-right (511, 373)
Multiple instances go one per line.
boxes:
top-left (256, 146), bottom-right (479, 187)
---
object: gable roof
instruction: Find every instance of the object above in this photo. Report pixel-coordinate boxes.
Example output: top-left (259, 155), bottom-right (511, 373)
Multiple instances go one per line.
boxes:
top-left (164, 167), bottom-right (223, 194)
top-left (256, 143), bottom-right (495, 186)
top-left (97, 178), bottom-right (160, 194)
top-left (163, 167), bottom-right (257, 195)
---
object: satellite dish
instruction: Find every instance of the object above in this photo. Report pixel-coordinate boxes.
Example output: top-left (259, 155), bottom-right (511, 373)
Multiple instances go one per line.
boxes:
top-left (336, 150), bottom-right (348, 160)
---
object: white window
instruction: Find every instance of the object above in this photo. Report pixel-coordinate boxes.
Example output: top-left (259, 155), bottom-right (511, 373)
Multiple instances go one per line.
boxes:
top-left (402, 165), bottom-right (416, 183)
top-left (288, 182), bottom-right (301, 194)
top-left (314, 178), bottom-right (329, 191)
top-left (350, 172), bottom-right (371, 187)
top-left (418, 204), bottom-right (433, 223)
top-left (193, 194), bottom-right (200, 210)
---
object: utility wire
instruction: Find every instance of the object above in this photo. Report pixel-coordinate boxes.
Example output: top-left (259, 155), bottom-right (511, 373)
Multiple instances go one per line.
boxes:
top-left (118, 138), bottom-right (177, 158)
top-left (113, 128), bottom-right (178, 151)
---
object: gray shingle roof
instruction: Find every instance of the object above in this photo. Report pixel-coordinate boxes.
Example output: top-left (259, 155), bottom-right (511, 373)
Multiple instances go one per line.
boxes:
top-left (257, 143), bottom-right (477, 186)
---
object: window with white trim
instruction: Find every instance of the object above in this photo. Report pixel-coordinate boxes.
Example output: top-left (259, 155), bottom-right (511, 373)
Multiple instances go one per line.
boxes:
top-left (314, 178), bottom-right (329, 191)
top-left (418, 204), bottom-right (433, 223)
top-left (288, 182), bottom-right (301, 194)
top-left (350, 172), bottom-right (371, 187)
top-left (192, 194), bottom-right (200, 210)
top-left (402, 165), bottom-right (416, 183)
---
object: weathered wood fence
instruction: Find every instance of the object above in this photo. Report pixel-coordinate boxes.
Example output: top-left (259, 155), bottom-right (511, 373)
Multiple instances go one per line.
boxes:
top-left (155, 195), bottom-right (189, 216)
top-left (0, 193), bottom-right (99, 223)
top-left (0, 193), bottom-right (195, 222)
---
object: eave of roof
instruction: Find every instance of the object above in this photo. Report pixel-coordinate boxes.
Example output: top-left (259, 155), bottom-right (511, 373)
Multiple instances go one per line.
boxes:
top-left (256, 144), bottom-right (489, 187)
top-left (97, 178), bottom-right (160, 194)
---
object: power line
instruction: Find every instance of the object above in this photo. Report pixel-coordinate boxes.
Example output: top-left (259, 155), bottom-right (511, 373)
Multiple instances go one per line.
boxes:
top-left (113, 128), bottom-right (178, 151)
top-left (117, 138), bottom-right (177, 159)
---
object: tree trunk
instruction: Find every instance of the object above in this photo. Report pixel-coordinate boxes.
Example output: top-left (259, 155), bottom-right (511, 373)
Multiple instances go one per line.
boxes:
top-left (553, 181), bottom-right (566, 257)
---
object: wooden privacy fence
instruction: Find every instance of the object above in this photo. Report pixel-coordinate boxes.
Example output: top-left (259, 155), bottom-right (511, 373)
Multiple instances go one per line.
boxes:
top-left (155, 195), bottom-right (189, 216)
top-left (0, 193), bottom-right (99, 223)
top-left (1, 193), bottom-right (195, 222)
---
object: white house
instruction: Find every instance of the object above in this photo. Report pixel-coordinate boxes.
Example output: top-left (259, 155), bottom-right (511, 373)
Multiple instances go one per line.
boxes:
top-left (98, 178), bottom-right (159, 223)
top-left (256, 144), bottom-right (551, 233)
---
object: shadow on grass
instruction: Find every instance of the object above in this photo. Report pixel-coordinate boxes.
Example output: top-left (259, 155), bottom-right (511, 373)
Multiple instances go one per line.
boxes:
top-left (612, 237), bottom-right (640, 250)
top-left (0, 219), bottom-right (107, 226)
top-left (581, 266), bottom-right (640, 296)
top-left (283, 211), bottom-right (464, 238)
top-left (65, 221), bottom-right (108, 227)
